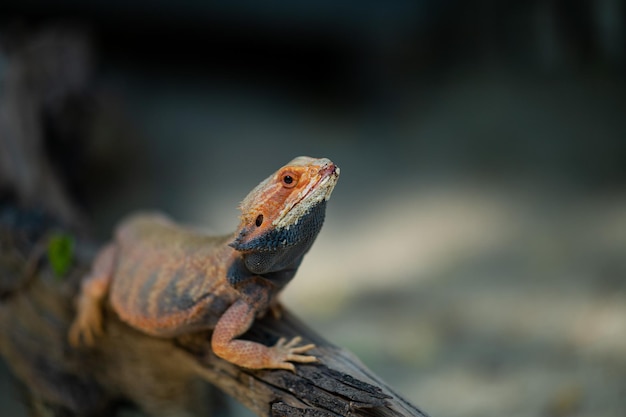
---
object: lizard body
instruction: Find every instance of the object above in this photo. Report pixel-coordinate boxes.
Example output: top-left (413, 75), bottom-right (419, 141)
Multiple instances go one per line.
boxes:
top-left (69, 156), bottom-right (339, 371)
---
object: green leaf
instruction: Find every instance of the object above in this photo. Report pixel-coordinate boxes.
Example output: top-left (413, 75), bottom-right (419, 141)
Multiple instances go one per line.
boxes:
top-left (47, 233), bottom-right (74, 279)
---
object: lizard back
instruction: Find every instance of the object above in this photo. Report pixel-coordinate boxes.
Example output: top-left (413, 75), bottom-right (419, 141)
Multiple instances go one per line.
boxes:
top-left (109, 214), bottom-right (240, 336)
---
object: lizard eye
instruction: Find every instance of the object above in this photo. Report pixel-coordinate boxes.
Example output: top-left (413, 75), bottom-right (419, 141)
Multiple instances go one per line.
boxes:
top-left (281, 172), bottom-right (297, 188)
top-left (255, 214), bottom-right (264, 227)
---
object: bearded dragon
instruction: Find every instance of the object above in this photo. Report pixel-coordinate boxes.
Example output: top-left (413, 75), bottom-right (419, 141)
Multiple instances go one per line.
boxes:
top-left (68, 156), bottom-right (339, 371)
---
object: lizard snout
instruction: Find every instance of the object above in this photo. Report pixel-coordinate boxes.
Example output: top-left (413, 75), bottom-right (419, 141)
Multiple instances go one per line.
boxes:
top-left (319, 161), bottom-right (339, 178)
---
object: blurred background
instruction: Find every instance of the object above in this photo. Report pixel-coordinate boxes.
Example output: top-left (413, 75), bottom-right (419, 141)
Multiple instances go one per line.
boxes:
top-left (0, 1), bottom-right (625, 416)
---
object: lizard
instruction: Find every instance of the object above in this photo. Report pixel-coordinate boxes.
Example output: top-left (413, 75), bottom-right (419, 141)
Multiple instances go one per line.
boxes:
top-left (68, 156), bottom-right (339, 371)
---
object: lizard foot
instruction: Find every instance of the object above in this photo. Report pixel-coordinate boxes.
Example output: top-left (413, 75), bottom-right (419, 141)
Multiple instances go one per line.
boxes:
top-left (268, 336), bottom-right (317, 372)
top-left (68, 295), bottom-right (104, 347)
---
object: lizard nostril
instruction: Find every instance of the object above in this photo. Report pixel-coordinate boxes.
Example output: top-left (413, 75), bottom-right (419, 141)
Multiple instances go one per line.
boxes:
top-left (320, 163), bottom-right (338, 176)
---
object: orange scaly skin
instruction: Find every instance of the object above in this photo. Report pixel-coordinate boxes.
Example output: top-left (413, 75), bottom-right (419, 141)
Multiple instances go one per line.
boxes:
top-left (68, 156), bottom-right (339, 371)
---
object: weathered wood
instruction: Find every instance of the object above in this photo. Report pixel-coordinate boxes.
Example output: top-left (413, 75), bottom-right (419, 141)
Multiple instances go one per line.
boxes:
top-left (0, 26), bottom-right (430, 417)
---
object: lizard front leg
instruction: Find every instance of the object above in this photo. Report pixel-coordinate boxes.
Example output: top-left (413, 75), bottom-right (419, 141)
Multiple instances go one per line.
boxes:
top-left (211, 298), bottom-right (317, 371)
top-left (68, 243), bottom-right (116, 346)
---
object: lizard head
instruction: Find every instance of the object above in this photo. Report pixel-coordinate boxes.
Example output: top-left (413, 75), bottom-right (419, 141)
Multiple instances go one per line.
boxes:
top-left (229, 156), bottom-right (339, 275)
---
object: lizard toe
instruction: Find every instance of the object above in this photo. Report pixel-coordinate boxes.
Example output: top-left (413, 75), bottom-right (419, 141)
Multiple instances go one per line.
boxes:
top-left (283, 336), bottom-right (302, 349)
top-left (68, 324), bottom-right (80, 347)
top-left (277, 362), bottom-right (297, 373)
top-left (287, 353), bottom-right (318, 364)
top-left (289, 343), bottom-right (315, 354)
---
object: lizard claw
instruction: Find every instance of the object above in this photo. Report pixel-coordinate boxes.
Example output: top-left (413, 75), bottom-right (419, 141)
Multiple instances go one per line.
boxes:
top-left (270, 336), bottom-right (317, 372)
top-left (68, 295), bottom-right (104, 347)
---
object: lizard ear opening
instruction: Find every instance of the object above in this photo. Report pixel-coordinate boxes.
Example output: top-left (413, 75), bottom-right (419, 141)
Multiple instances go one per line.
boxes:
top-left (229, 214), bottom-right (267, 251)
